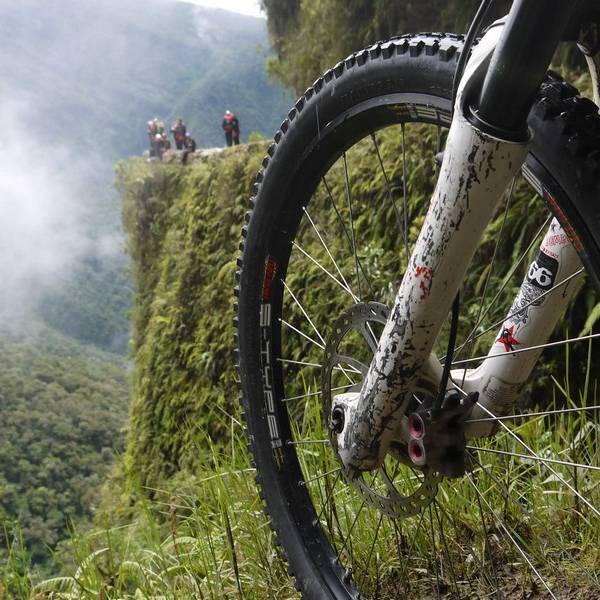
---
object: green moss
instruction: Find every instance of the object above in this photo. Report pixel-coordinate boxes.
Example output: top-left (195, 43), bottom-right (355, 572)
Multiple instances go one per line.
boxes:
top-left (119, 145), bottom-right (267, 486)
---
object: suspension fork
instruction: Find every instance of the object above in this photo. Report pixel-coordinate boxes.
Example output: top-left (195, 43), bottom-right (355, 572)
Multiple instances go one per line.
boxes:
top-left (333, 1), bottom-right (576, 472)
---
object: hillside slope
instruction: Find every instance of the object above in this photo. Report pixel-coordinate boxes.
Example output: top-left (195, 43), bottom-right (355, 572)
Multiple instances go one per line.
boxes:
top-left (0, 322), bottom-right (128, 570)
top-left (0, 0), bottom-right (292, 354)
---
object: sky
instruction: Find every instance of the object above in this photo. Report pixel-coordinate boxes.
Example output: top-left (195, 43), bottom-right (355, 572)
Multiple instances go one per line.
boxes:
top-left (176, 0), bottom-right (264, 18)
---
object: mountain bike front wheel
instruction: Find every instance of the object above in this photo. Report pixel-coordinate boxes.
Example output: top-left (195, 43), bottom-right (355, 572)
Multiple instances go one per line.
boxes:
top-left (236, 33), bottom-right (600, 599)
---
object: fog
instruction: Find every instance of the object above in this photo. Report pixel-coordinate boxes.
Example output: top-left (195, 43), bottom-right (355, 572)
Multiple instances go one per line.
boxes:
top-left (0, 95), bottom-right (120, 318)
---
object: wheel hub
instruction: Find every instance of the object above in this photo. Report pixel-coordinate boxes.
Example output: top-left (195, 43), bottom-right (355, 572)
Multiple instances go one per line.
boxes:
top-left (321, 301), bottom-right (441, 518)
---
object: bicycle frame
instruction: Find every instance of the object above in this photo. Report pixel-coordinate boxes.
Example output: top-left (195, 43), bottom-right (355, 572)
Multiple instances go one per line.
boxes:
top-left (333, 1), bottom-right (583, 472)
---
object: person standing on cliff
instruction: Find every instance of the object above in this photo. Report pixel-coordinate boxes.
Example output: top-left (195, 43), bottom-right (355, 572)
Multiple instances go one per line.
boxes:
top-left (170, 118), bottom-right (187, 150)
top-left (182, 132), bottom-right (197, 164)
top-left (222, 110), bottom-right (240, 147)
top-left (147, 118), bottom-right (158, 155)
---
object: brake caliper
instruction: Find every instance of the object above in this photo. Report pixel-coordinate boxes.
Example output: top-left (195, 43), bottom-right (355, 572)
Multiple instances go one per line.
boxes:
top-left (407, 391), bottom-right (479, 478)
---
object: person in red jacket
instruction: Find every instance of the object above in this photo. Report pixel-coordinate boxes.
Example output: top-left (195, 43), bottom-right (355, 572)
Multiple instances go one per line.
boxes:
top-left (170, 118), bottom-right (187, 150)
top-left (222, 110), bottom-right (240, 147)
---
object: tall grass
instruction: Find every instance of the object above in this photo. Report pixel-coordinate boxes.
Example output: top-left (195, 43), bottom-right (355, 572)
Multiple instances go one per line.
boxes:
top-left (286, 350), bottom-right (600, 598)
top-left (24, 359), bottom-right (599, 599)
top-left (27, 418), bottom-right (298, 600)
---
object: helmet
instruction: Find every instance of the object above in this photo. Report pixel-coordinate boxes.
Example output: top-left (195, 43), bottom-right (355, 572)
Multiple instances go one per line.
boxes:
top-left (185, 133), bottom-right (192, 138)
top-left (225, 110), bottom-right (232, 115)
top-left (155, 134), bottom-right (162, 140)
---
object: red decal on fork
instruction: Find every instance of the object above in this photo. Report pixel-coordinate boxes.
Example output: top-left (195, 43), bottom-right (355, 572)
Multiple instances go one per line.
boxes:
top-left (496, 324), bottom-right (521, 352)
top-left (415, 266), bottom-right (432, 299)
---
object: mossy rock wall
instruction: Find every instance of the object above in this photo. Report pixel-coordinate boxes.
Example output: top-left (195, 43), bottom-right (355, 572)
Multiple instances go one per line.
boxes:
top-left (118, 145), bottom-right (266, 486)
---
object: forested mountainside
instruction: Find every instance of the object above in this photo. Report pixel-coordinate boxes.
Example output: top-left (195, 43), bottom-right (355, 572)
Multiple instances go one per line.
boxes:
top-left (0, 0), bottom-right (291, 159)
top-left (0, 0), bottom-right (292, 352)
top-left (0, 323), bottom-right (128, 572)
top-left (1, 0), bottom-right (292, 579)
top-left (116, 146), bottom-right (265, 486)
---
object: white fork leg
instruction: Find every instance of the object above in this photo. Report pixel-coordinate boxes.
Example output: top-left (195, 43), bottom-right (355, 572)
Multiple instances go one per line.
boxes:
top-left (333, 23), bottom-right (531, 472)
top-left (462, 218), bottom-right (583, 437)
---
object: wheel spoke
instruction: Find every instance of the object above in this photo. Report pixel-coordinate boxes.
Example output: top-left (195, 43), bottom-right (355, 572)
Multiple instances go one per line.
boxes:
top-left (337, 495), bottom-right (369, 561)
top-left (335, 354), bottom-right (368, 376)
top-left (280, 317), bottom-right (324, 349)
top-left (397, 509), bottom-right (427, 587)
top-left (471, 454), bottom-right (600, 590)
top-left (469, 445), bottom-right (600, 472)
top-left (282, 383), bottom-right (355, 403)
top-left (292, 240), bottom-right (357, 301)
top-left (467, 474), bottom-right (558, 599)
top-left (299, 467), bottom-right (342, 486)
top-left (358, 513), bottom-right (383, 590)
top-left (459, 213), bottom-right (552, 350)
top-left (277, 357), bottom-right (322, 368)
top-left (432, 501), bottom-right (462, 599)
top-left (450, 267), bottom-right (585, 359)
top-left (437, 493), bottom-right (502, 596)
top-left (451, 331), bottom-right (600, 367)
top-left (370, 131), bottom-right (405, 245)
top-left (466, 403), bottom-right (600, 423)
top-left (302, 207), bottom-right (360, 302)
top-left (390, 517), bottom-right (409, 596)
top-left (315, 472), bottom-right (342, 523)
top-left (428, 506), bottom-right (442, 599)
top-left (321, 176), bottom-right (375, 298)
top-left (282, 280), bottom-right (326, 346)
top-left (342, 152), bottom-right (362, 300)
top-left (469, 399), bottom-right (600, 519)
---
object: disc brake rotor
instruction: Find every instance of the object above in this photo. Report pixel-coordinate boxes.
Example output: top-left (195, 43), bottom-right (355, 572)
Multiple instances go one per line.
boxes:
top-left (321, 301), bottom-right (441, 518)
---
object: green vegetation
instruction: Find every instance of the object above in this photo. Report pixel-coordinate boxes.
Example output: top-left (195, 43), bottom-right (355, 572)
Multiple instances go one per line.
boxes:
top-left (262, 0), bottom-right (511, 94)
top-left (18, 368), bottom-right (600, 599)
top-left (0, 324), bottom-right (128, 575)
top-left (37, 254), bottom-right (133, 354)
top-left (109, 115), bottom-right (597, 595)
top-left (23, 427), bottom-right (298, 600)
top-left (2, 2), bottom-right (598, 596)
top-left (117, 117), bottom-right (596, 482)
top-left (117, 145), bottom-right (267, 487)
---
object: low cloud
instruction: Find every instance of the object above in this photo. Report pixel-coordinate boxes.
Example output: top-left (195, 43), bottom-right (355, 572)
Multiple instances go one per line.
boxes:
top-left (0, 95), bottom-right (116, 316)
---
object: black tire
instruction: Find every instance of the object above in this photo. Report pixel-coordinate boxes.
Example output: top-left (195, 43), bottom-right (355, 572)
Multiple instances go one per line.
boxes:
top-left (236, 33), bottom-right (600, 599)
